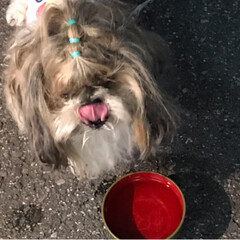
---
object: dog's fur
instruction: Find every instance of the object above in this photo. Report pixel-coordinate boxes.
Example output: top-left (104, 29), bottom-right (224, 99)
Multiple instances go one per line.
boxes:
top-left (4, 0), bottom-right (177, 179)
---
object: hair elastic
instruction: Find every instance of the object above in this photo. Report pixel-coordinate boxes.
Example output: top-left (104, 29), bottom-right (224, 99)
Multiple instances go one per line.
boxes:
top-left (67, 19), bottom-right (81, 58)
top-left (67, 19), bottom-right (76, 26)
top-left (69, 38), bottom-right (80, 43)
top-left (71, 51), bottom-right (81, 59)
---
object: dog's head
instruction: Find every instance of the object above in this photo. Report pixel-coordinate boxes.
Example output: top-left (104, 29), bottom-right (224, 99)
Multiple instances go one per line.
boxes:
top-left (5, 0), bottom-right (176, 170)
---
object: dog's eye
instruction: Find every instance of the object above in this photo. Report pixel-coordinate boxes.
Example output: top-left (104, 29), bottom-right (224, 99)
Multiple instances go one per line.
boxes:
top-left (61, 93), bottom-right (70, 100)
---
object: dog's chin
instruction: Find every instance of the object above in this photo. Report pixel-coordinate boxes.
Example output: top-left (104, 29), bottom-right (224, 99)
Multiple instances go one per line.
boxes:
top-left (50, 94), bottom-right (134, 178)
top-left (67, 121), bottom-right (133, 179)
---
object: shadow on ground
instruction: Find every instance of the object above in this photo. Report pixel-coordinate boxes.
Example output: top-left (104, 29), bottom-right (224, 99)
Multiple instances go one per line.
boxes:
top-left (136, 0), bottom-right (240, 238)
top-left (169, 172), bottom-right (231, 239)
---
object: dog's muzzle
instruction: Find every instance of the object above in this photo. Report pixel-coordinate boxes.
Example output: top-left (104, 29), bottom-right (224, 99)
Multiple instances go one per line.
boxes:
top-left (78, 102), bottom-right (108, 128)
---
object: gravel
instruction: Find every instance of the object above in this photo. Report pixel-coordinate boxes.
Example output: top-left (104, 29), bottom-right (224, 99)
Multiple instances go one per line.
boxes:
top-left (0, 0), bottom-right (239, 238)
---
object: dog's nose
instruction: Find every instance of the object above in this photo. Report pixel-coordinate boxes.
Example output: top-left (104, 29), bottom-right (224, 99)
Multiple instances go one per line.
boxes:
top-left (78, 102), bottom-right (108, 128)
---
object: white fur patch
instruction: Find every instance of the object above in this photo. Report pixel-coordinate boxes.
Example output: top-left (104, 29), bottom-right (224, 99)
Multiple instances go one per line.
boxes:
top-left (68, 121), bottom-right (133, 179)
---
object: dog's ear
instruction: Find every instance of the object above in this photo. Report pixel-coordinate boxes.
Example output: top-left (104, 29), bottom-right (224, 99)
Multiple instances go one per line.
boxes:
top-left (132, 91), bottom-right (177, 158)
top-left (4, 34), bottom-right (67, 168)
top-left (22, 63), bottom-right (67, 167)
top-left (133, 117), bottom-right (150, 158)
top-left (145, 95), bottom-right (178, 148)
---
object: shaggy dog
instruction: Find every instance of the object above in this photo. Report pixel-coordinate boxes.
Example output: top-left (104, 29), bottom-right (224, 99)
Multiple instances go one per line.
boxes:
top-left (4, 0), bottom-right (176, 179)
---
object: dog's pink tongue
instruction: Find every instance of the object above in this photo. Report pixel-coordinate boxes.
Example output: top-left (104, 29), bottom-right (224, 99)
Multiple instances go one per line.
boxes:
top-left (78, 103), bottom-right (108, 125)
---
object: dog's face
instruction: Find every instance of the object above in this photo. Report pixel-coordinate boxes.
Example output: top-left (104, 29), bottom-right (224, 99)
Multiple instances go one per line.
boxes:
top-left (4, 0), bottom-right (176, 178)
top-left (45, 59), bottom-right (139, 143)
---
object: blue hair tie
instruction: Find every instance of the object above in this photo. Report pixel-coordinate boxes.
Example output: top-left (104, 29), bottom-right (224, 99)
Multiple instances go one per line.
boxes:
top-left (69, 38), bottom-right (80, 43)
top-left (67, 19), bottom-right (76, 26)
top-left (71, 51), bottom-right (81, 59)
top-left (67, 20), bottom-right (80, 58)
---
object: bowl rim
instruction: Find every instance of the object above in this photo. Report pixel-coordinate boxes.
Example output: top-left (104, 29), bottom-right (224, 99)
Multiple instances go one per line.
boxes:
top-left (101, 171), bottom-right (186, 239)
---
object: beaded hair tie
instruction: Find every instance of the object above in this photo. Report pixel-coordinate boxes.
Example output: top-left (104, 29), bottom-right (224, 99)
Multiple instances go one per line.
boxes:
top-left (67, 19), bottom-right (80, 59)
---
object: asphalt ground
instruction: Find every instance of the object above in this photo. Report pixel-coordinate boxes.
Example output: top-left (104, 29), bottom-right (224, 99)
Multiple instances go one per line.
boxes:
top-left (0, 0), bottom-right (240, 239)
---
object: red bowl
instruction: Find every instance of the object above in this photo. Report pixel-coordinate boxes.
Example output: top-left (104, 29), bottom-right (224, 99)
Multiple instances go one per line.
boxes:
top-left (102, 172), bottom-right (185, 239)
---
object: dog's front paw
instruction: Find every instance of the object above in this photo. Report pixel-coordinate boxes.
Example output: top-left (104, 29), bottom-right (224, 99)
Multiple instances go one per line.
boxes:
top-left (6, 3), bottom-right (26, 26)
